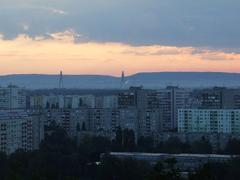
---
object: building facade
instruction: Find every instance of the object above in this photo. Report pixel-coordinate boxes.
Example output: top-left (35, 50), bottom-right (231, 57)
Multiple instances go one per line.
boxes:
top-left (0, 110), bottom-right (44, 154)
top-left (178, 109), bottom-right (240, 133)
top-left (0, 85), bottom-right (26, 110)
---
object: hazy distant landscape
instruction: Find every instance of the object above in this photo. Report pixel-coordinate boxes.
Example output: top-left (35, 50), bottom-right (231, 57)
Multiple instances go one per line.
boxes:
top-left (1, 72), bottom-right (240, 89)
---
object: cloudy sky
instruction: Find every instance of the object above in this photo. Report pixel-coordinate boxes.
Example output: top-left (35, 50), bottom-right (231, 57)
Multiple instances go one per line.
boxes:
top-left (0, 0), bottom-right (240, 75)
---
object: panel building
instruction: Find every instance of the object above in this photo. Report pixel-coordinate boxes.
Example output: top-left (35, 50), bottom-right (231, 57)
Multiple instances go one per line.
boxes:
top-left (0, 85), bottom-right (26, 110)
top-left (156, 86), bottom-right (192, 131)
top-left (0, 111), bottom-right (44, 154)
top-left (195, 87), bottom-right (240, 109)
top-left (178, 109), bottom-right (240, 133)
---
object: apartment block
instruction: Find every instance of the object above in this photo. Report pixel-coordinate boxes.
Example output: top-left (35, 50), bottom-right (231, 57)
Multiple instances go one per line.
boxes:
top-left (178, 109), bottom-right (240, 133)
top-left (0, 111), bottom-right (44, 154)
top-left (0, 85), bottom-right (26, 110)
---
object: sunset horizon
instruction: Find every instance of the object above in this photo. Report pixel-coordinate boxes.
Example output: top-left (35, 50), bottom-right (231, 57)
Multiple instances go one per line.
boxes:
top-left (1, 31), bottom-right (240, 76)
top-left (1, 0), bottom-right (240, 75)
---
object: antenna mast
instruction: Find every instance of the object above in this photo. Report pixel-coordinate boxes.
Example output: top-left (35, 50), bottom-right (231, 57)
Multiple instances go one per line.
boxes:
top-left (59, 71), bottom-right (64, 89)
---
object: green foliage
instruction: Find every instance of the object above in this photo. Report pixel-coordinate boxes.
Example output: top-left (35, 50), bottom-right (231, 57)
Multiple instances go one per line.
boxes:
top-left (156, 137), bottom-right (191, 154)
top-left (98, 155), bottom-right (151, 180)
top-left (0, 152), bottom-right (7, 179)
top-left (76, 122), bottom-right (81, 132)
top-left (148, 160), bottom-right (181, 180)
top-left (40, 128), bottom-right (77, 154)
top-left (123, 129), bottom-right (135, 151)
top-left (79, 135), bottom-right (111, 162)
top-left (115, 126), bottom-right (123, 146)
top-left (81, 122), bottom-right (86, 131)
top-left (191, 138), bottom-right (212, 154)
top-left (46, 102), bottom-right (50, 109)
top-left (137, 136), bottom-right (154, 152)
top-left (164, 158), bottom-right (177, 169)
top-left (224, 138), bottom-right (240, 155)
top-left (189, 159), bottom-right (240, 180)
top-left (112, 127), bottom-right (136, 152)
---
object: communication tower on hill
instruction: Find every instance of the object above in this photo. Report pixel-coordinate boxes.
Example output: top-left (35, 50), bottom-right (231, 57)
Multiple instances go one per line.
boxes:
top-left (121, 71), bottom-right (125, 89)
top-left (59, 70), bottom-right (64, 89)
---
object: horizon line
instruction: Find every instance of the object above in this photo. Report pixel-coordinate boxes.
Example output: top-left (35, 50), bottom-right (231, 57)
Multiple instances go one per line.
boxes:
top-left (0, 71), bottom-right (240, 77)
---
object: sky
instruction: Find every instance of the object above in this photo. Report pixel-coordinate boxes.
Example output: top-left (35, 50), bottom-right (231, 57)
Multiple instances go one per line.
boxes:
top-left (0, 0), bottom-right (240, 76)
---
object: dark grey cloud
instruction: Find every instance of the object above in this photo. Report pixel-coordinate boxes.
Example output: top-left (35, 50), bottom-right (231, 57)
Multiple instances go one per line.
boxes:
top-left (1, 0), bottom-right (240, 48)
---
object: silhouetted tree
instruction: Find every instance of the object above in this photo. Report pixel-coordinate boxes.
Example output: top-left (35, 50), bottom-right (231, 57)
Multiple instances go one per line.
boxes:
top-left (78, 99), bottom-right (83, 107)
top-left (138, 136), bottom-right (154, 152)
top-left (115, 126), bottom-right (123, 146)
top-left (55, 102), bottom-right (59, 109)
top-left (40, 128), bottom-right (77, 154)
top-left (46, 102), bottom-right (50, 109)
top-left (79, 135), bottom-right (111, 162)
top-left (76, 123), bottom-right (80, 132)
top-left (156, 137), bottom-right (190, 154)
top-left (123, 129), bottom-right (135, 151)
top-left (98, 155), bottom-right (151, 180)
top-left (191, 138), bottom-right (212, 154)
top-left (51, 104), bottom-right (55, 109)
top-left (81, 122), bottom-right (86, 131)
top-left (224, 138), bottom-right (240, 155)
top-left (0, 152), bottom-right (7, 179)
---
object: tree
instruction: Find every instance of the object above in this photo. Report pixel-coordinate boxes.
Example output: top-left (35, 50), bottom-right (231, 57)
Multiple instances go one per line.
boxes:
top-left (55, 102), bottom-right (59, 109)
top-left (78, 99), bottom-right (83, 108)
top-left (47, 120), bottom-right (58, 130)
top-left (79, 135), bottom-right (111, 162)
top-left (148, 160), bottom-right (181, 180)
top-left (81, 122), bottom-right (86, 131)
top-left (76, 123), bottom-right (80, 132)
top-left (137, 136), bottom-right (154, 152)
top-left (191, 138), bottom-right (212, 154)
top-left (224, 138), bottom-right (240, 155)
top-left (156, 137), bottom-right (190, 154)
top-left (51, 104), bottom-right (55, 109)
top-left (165, 158), bottom-right (177, 170)
top-left (98, 155), bottom-right (151, 180)
top-left (0, 152), bottom-right (7, 179)
top-left (115, 126), bottom-right (123, 146)
top-left (40, 128), bottom-right (77, 154)
top-left (123, 129), bottom-right (135, 151)
top-left (46, 102), bottom-right (50, 109)
top-left (189, 163), bottom-right (218, 180)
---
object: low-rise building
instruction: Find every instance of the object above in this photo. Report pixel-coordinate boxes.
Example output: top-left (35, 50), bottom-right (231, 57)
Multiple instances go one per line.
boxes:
top-left (107, 152), bottom-right (238, 172)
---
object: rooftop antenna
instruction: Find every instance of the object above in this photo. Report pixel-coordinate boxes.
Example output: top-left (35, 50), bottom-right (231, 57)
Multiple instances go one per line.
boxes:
top-left (59, 70), bottom-right (64, 89)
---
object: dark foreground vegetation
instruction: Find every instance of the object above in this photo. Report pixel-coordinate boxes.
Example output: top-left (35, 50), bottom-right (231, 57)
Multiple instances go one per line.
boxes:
top-left (0, 127), bottom-right (240, 179)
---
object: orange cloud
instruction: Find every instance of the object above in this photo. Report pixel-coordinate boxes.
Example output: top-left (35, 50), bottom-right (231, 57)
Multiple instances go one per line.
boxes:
top-left (0, 32), bottom-right (240, 76)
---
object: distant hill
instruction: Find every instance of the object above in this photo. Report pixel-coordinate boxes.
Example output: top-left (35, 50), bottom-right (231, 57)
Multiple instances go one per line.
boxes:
top-left (0, 72), bottom-right (240, 89)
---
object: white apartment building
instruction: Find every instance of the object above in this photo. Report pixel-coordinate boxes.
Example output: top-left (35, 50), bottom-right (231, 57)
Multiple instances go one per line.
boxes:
top-left (0, 85), bottom-right (26, 109)
top-left (0, 111), bottom-right (44, 154)
top-left (178, 109), bottom-right (240, 133)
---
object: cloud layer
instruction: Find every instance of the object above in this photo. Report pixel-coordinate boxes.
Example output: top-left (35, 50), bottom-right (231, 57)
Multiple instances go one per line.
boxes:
top-left (0, 0), bottom-right (240, 48)
top-left (0, 32), bottom-right (240, 76)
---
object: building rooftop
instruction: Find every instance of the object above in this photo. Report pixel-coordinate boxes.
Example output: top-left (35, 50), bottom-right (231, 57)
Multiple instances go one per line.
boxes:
top-left (109, 152), bottom-right (239, 159)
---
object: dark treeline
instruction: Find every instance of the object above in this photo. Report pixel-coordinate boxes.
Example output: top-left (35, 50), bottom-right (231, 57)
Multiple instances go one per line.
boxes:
top-left (189, 160), bottom-right (240, 180)
top-left (0, 127), bottom-right (240, 179)
top-left (113, 127), bottom-right (239, 155)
